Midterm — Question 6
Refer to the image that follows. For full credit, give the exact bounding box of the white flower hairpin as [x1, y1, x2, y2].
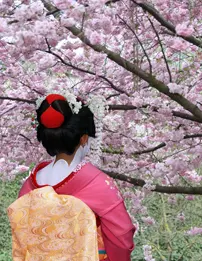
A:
[85, 94, 108, 164]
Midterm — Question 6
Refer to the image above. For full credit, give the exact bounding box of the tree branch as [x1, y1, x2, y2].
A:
[109, 104, 202, 123]
[39, 1, 202, 120]
[132, 1, 202, 48]
[106, 93, 120, 100]
[106, 0, 120, 5]
[43, 0, 60, 16]
[65, 25, 202, 121]
[104, 133, 202, 155]
[117, 15, 152, 74]
[134, 142, 166, 154]
[104, 170, 202, 195]
[171, 111, 201, 123]
[148, 16, 172, 82]
[184, 133, 202, 139]
[0, 97, 201, 123]
[0, 105, 17, 117]
[19, 134, 33, 144]
[0, 96, 36, 104]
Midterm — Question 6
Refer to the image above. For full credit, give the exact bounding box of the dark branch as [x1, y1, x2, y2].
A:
[109, 104, 202, 123]
[109, 104, 146, 110]
[43, 0, 60, 16]
[184, 133, 202, 139]
[0, 105, 17, 117]
[148, 16, 172, 82]
[171, 111, 201, 123]
[103, 143, 166, 155]
[39, 1, 202, 121]
[134, 142, 166, 154]
[104, 170, 202, 195]
[106, 0, 120, 5]
[104, 133, 202, 156]
[47, 9, 60, 16]
[0, 96, 36, 104]
[117, 15, 152, 74]
[132, 1, 202, 48]
[133, 133, 202, 154]
[45, 38, 51, 52]
[19, 134, 33, 144]
[106, 93, 121, 100]
[8, 0, 202, 50]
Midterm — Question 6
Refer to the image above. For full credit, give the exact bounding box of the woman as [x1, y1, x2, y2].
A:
[9, 93, 135, 261]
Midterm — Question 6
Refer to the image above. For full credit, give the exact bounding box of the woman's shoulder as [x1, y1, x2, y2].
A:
[80, 163, 123, 203]
[84, 163, 115, 182]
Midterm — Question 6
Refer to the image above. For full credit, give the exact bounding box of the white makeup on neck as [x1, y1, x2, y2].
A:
[76, 137, 93, 162]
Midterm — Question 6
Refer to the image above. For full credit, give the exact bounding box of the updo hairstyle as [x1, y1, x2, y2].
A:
[36, 95, 96, 156]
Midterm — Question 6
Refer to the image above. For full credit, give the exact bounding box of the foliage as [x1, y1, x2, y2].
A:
[129, 190, 202, 261]
[0, 173, 28, 261]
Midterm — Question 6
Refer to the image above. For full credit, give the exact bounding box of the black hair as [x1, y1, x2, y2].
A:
[36, 98, 96, 156]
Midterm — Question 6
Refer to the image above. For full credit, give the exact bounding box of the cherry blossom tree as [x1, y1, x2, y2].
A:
[1, 0, 202, 246]
[1, 0, 202, 258]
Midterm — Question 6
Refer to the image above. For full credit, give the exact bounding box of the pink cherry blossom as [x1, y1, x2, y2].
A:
[168, 83, 184, 95]
[53, 0, 72, 10]
[89, 32, 103, 45]
[176, 22, 194, 37]
[170, 38, 189, 51]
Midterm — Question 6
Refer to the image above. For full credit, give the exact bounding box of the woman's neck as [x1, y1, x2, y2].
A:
[54, 145, 80, 165]
[54, 153, 74, 165]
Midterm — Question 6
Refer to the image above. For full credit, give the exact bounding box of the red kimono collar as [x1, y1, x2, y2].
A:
[30, 160, 83, 190]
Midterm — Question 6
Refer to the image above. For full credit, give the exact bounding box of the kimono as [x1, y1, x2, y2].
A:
[16, 160, 135, 261]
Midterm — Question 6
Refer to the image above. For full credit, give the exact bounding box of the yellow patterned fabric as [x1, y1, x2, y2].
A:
[7, 186, 99, 261]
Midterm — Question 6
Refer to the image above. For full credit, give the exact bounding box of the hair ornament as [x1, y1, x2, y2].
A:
[85, 94, 108, 165]
[31, 114, 38, 130]
[64, 92, 82, 114]
[38, 94, 66, 128]
[36, 90, 108, 118]
[36, 90, 82, 114]
[41, 104, 65, 128]
[35, 90, 108, 165]
[86, 95, 108, 120]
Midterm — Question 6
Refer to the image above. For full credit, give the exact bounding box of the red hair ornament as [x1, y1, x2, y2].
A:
[40, 94, 66, 129]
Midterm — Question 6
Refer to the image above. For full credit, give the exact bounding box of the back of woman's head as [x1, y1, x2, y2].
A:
[36, 94, 96, 156]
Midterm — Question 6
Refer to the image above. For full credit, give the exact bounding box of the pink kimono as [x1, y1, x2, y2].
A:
[19, 161, 136, 261]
